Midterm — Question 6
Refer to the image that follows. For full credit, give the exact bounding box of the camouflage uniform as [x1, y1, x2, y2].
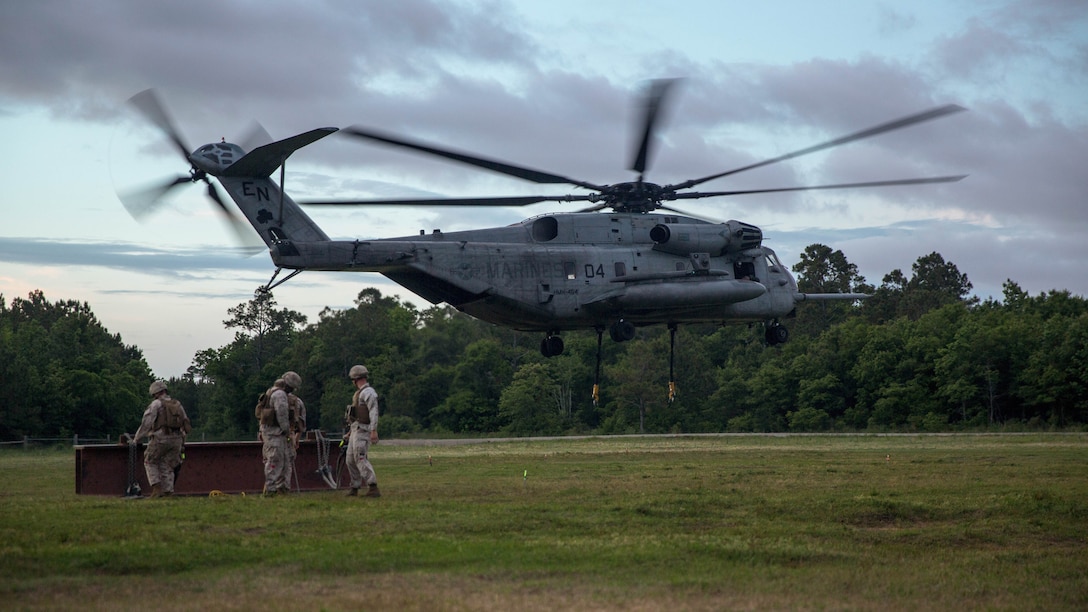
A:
[283, 393, 306, 491]
[260, 386, 291, 494]
[133, 389, 189, 496]
[346, 378, 380, 495]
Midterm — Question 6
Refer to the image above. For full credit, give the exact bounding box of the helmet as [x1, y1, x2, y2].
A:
[349, 365, 369, 380]
[149, 380, 167, 396]
[282, 371, 302, 389]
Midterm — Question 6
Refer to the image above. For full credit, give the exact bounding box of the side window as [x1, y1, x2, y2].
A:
[614, 262, 626, 277]
[564, 261, 576, 280]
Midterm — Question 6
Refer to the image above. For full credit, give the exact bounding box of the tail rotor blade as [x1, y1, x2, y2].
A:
[237, 120, 274, 153]
[205, 180, 264, 251]
[118, 175, 191, 220]
[128, 89, 192, 162]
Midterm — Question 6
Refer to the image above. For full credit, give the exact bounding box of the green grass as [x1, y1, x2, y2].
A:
[2, 435, 1087, 610]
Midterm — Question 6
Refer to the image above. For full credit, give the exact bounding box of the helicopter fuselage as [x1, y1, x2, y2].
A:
[263, 208, 797, 332]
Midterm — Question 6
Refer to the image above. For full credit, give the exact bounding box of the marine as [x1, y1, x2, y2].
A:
[131, 380, 191, 497]
[258, 371, 301, 495]
[344, 364, 381, 498]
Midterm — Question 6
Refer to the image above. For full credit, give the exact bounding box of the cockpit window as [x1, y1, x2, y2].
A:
[765, 251, 785, 274]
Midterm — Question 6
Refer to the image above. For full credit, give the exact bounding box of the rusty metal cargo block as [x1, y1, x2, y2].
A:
[75, 440, 347, 496]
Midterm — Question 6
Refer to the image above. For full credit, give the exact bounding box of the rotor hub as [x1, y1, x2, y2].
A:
[602, 181, 672, 214]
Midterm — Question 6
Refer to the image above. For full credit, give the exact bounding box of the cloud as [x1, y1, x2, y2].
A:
[0, 237, 267, 277]
[775, 218, 1088, 300]
[2, 0, 1087, 373]
[0, 0, 535, 124]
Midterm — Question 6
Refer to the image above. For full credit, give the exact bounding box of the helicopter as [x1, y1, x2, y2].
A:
[119, 82, 964, 402]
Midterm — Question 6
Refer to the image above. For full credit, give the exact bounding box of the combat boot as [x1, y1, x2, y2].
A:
[365, 483, 381, 498]
[149, 483, 163, 498]
[346, 487, 359, 497]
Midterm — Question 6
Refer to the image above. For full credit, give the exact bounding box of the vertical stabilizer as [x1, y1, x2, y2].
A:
[218, 176, 329, 245]
[214, 128, 337, 247]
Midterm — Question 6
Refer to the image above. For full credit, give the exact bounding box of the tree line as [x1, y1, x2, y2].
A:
[0, 290, 151, 440]
[2, 245, 1086, 441]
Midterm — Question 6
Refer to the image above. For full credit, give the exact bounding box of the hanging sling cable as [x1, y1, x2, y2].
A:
[315, 430, 338, 489]
[124, 433, 142, 498]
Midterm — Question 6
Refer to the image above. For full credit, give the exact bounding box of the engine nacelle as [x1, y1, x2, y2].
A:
[649, 221, 763, 256]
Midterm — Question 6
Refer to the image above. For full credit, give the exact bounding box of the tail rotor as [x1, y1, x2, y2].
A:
[117, 88, 262, 250]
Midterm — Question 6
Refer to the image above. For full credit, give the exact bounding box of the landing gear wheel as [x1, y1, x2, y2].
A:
[609, 320, 636, 342]
[765, 323, 789, 346]
[540, 335, 564, 357]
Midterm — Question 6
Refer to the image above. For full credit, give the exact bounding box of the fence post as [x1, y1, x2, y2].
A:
[23, 435, 29, 450]
[73, 434, 78, 446]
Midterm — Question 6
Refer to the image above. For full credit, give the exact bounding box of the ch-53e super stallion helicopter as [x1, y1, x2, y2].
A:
[120, 82, 964, 401]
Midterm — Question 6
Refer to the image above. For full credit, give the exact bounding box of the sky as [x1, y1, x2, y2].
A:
[1, 0, 1086, 378]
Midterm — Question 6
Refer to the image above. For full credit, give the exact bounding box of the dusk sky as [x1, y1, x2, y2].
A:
[1, 0, 1086, 377]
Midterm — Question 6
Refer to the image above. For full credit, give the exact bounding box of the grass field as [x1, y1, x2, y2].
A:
[1, 434, 1086, 610]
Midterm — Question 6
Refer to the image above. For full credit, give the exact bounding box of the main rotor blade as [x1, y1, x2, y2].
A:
[302, 194, 594, 207]
[657, 205, 726, 224]
[630, 78, 680, 177]
[118, 175, 191, 219]
[342, 126, 606, 191]
[573, 202, 611, 213]
[669, 104, 967, 191]
[128, 89, 193, 162]
[668, 175, 968, 200]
